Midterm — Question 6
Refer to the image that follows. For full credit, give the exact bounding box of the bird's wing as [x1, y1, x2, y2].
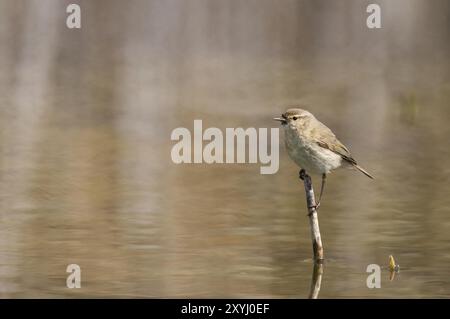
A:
[313, 122, 357, 165]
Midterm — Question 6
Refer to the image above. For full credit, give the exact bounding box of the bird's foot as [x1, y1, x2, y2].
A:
[315, 201, 321, 210]
[299, 169, 306, 180]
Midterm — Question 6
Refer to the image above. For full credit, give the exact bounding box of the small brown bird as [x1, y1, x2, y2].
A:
[274, 108, 373, 208]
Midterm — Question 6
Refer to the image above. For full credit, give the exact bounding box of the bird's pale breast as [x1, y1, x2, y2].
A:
[284, 127, 342, 174]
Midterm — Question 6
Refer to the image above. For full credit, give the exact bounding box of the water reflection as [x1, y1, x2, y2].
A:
[308, 262, 324, 299]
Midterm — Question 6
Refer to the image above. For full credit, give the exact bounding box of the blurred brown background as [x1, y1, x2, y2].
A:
[0, 0, 449, 297]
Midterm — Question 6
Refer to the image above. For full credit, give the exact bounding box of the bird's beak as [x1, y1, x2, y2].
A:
[273, 117, 287, 124]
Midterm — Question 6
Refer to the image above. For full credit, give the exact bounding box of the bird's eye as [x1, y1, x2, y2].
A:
[292, 116, 298, 121]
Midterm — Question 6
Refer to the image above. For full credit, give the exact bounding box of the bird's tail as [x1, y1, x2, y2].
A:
[353, 164, 374, 179]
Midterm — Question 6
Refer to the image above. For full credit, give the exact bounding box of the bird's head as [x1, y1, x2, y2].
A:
[273, 108, 314, 129]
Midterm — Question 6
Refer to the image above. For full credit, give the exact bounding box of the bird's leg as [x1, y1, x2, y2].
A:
[315, 173, 327, 210]
[299, 169, 306, 180]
